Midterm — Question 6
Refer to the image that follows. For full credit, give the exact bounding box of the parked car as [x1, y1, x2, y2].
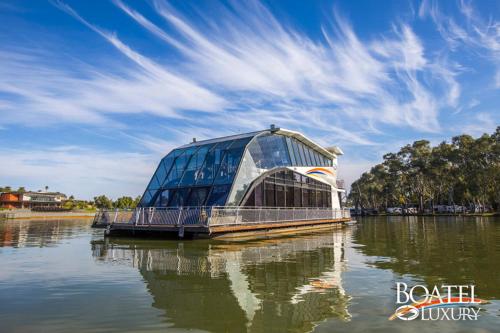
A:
[434, 205, 448, 213]
[446, 205, 466, 213]
[386, 207, 402, 214]
[468, 205, 489, 213]
[403, 207, 418, 214]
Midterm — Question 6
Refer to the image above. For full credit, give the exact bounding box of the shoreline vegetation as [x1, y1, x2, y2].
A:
[348, 127, 500, 215]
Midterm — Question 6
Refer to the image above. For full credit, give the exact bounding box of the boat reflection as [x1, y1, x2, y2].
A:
[91, 229, 353, 333]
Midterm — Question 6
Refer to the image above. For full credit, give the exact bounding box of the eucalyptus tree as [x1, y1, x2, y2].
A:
[348, 127, 500, 213]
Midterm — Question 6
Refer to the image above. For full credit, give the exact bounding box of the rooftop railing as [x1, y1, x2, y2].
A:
[93, 206, 351, 228]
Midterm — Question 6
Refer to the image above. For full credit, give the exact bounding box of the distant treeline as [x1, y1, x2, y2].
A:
[348, 127, 500, 212]
[63, 195, 142, 210]
[92, 195, 142, 209]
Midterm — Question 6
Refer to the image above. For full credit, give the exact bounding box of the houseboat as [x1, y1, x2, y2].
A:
[93, 125, 352, 237]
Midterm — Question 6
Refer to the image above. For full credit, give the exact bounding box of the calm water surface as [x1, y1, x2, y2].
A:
[0, 216, 498, 333]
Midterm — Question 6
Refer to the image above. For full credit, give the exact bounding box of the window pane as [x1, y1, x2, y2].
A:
[164, 148, 196, 187]
[294, 187, 302, 207]
[275, 170, 285, 181]
[303, 189, 310, 207]
[309, 150, 316, 166]
[146, 174, 161, 190]
[153, 165, 166, 188]
[196, 142, 229, 185]
[255, 183, 263, 206]
[298, 142, 307, 166]
[308, 151, 315, 166]
[286, 186, 294, 207]
[168, 188, 190, 207]
[206, 185, 231, 206]
[309, 189, 315, 207]
[264, 181, 275, 206]
[304, 145, 312, 165]
[292, 139, 303, 165]
[244, 189, 255, 207]
[186, 187, 209, 206]
[156, 154, 176, 187]
[153, 189, 172, 207]
[248, 134, 291, 169]
[276, 185, 285, 207]
[313, 151, 320, 166]
[139, 190, 154, 206]
[285, 137, 296, 165]
[214, 138, 249, 185]
[179, 144, 212, 186]
[306, 147, 315, 166]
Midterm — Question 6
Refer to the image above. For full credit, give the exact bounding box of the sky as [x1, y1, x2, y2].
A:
[0, 0, 499, 200]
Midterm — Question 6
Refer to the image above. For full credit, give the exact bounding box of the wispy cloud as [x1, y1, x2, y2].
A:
[1, 0, 498, 196]
[0, 146, 156, 199]
[460, 112, 498, 137]
[420, 0, 500, 88]
[2, 0, 461, 137]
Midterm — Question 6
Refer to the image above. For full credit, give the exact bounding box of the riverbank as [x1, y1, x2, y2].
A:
[353, 212, 499, 217]
[0, 210, 95, 220]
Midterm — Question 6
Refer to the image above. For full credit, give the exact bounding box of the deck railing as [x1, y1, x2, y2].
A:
[92, 207, 351, 228]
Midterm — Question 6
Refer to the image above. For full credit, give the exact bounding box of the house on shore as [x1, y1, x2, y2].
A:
[0, 191, 67, 210]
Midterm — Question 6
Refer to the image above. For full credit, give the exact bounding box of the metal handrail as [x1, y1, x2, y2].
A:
[92, 206, 351, 228]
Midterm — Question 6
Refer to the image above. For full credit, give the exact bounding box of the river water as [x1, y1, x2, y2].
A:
[0, 216, 498, 333]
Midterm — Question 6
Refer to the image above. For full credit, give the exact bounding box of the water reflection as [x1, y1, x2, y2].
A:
[0, 219, 92, 248]
[1, 217, 498, 333]
[91, 229, 353, 333]
[352, 216, 500, 300]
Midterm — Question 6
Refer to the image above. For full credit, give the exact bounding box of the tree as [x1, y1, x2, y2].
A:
[114, 196, 134, 209]
[1, 186, 12, 193]
[94, 195, 113, 209]
[348, 128, 500, 213]
[132, 196, 142, 208]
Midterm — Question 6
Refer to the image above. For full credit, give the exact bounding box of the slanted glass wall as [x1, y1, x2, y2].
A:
[140, 131, 335, 207]
[139, 137, 251, 207]
[242, 169, 332, 208]
[226, 133, 333, 205]
[285, 136, 332, 167]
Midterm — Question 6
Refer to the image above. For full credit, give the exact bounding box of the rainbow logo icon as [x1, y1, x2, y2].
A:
[306, 167, 335, 177]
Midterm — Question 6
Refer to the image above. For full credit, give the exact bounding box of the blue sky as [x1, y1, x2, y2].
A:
[0, 0, 499, 199]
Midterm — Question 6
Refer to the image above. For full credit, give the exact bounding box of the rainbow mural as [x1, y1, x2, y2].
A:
[305, 167, 335, 177]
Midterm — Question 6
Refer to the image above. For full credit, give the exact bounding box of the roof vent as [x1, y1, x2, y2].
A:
[270, 124, 279, 132]
[192, 137, 197, 143]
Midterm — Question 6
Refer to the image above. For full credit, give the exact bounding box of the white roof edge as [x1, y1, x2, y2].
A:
[325, 146, 344, 156]
[276, 129, 339, 159]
